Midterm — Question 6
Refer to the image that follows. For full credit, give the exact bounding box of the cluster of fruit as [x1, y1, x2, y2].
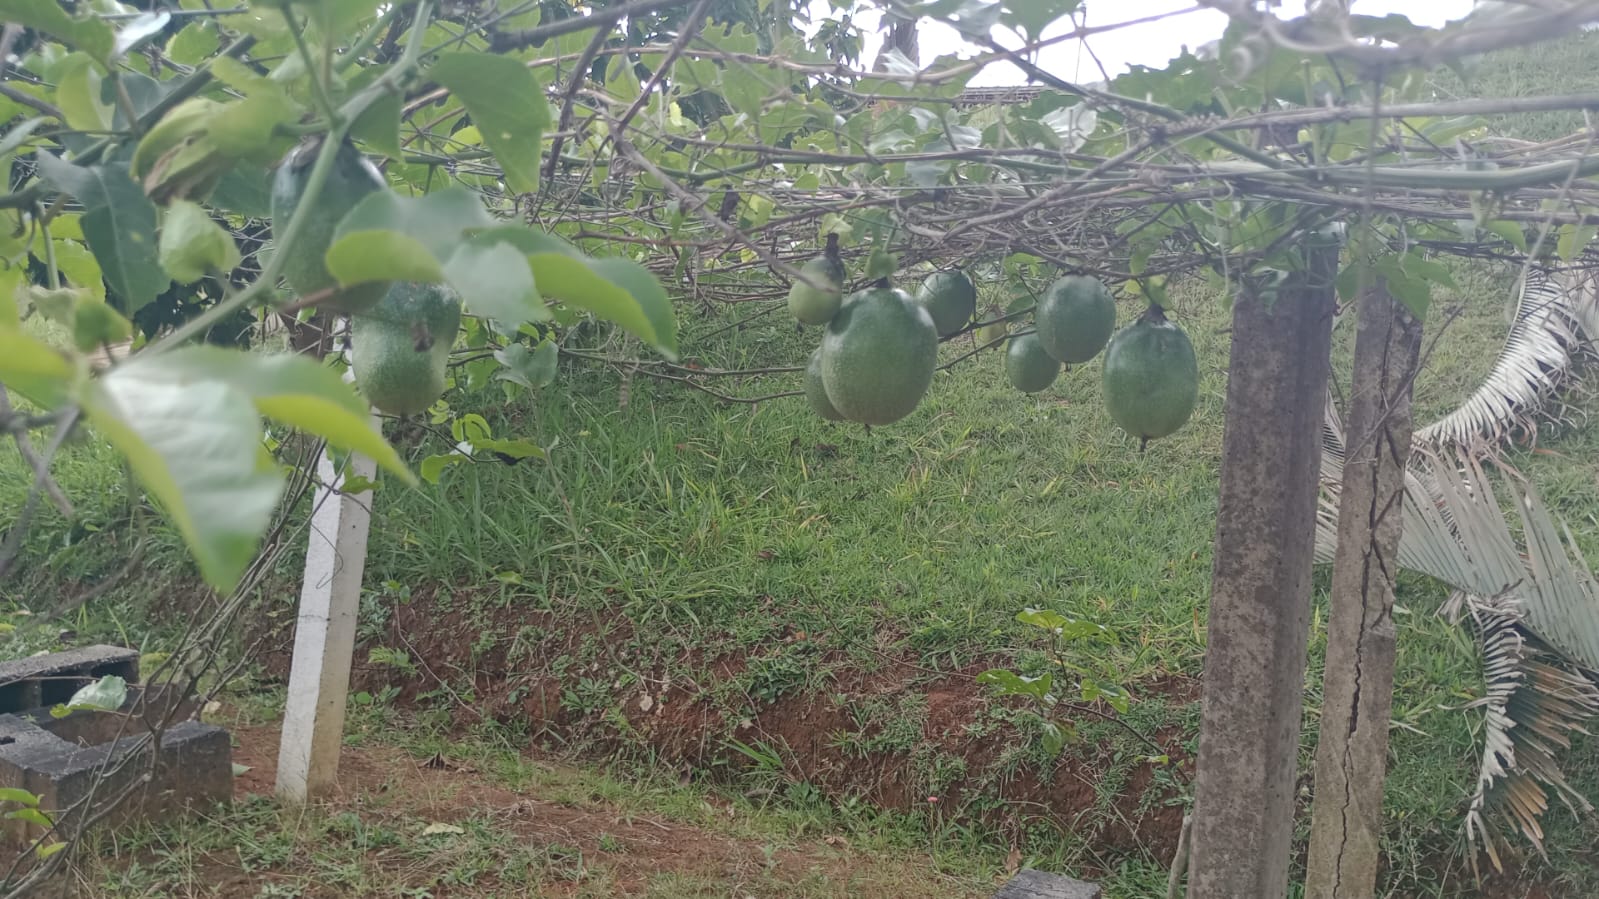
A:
[786, 244, 1200, 449]
[271, 138, 460, 417]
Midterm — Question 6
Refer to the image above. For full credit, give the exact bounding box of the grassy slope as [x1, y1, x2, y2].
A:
[7, 29, 1599, 899]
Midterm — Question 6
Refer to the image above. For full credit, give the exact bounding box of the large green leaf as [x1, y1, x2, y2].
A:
[0, 0, 115, 63]
[325, 232, 445, 285]
[330, 186, 496, 260]
[49, 239, 105, 300]
[126, 347, 413, 484]
[0, 329, 76, 409]
[426, 52, 549, 195]
[478, 226, 676, 357]
[34, 156, 170, 312]
[586, 258, 678, 358]
[346, 66, 404, 160]
[84, 365, 283, 593]
[207, 58, 300, 163]
[494, 341, 557, 390]
[441, 235, 545, 327]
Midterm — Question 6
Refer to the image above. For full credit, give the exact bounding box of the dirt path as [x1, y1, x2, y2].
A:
[72, 723, 997, 898]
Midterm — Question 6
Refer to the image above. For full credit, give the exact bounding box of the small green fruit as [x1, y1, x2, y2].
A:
[915, 270, 978, 337]
[1036, 274, 1117, 364]
[1101, 305, 1199, 451]
[1005, 332, 1061, 393]
[787, 254, 846, 326]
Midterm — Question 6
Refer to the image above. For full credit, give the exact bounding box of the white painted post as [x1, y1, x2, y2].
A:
[276, 362, 379, 803]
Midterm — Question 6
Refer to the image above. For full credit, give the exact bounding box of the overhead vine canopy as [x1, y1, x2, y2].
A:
[457, 0, 1599, 318]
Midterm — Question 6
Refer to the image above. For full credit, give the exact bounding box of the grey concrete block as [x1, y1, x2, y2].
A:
[993, 869, 1102, 899]
[0, 648, 229, 846]
[0, 720, 232, 845]
[0, 645, 139, 714]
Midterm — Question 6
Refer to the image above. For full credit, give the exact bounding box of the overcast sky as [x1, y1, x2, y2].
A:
[808, 1, 1479, 86]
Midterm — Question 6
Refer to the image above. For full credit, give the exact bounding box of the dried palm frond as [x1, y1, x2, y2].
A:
[1413, 266, 1599, 452]
[1452, 590, 1599, 877]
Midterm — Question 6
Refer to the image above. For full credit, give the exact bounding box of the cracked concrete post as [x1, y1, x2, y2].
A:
[1305, 280, 1423, 898]
[1186, 244, 1337, 899]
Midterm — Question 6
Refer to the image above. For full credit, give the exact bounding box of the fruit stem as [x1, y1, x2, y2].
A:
[1139, 436, 1149, 453]
[874, 277, 890, 289]
[824, 232, 840, 259]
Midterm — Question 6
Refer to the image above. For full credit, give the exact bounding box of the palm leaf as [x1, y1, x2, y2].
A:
[1453, 590, 1598, 877]
[1413, 266, 1598, 451]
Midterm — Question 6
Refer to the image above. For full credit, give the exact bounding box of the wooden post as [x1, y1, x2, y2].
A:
[1186, 245, 1338, 898]
[276, 363, 378, 803]
[1305, 281, 1423, 897]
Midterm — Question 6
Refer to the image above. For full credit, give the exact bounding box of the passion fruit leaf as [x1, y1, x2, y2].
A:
[166, 21, 219, 67]
[427, 52, 550, 195]
[526, 253, 678, 360]
[159, 200, 241, 284]
[419, 452, 465, 484]
[132, 347, 413, 485]
[55, 53, 113, 132]
[347, 69, 403, 159]
[442, 235, 545, 326]
[0, 329, 75, 409]
[0, 788, 40, 807]
[83, 364, 283, 593]
[70, 296, 133, 352]
[327, 231, 446, 285]
[5, 808, 52, 828]
[1484, 220, 1529, 254]
[494, 341, 557, 391]
[50, 239, 105, 300]
[296, 0, 384, 36]
[329, 186, 496, 264]
[0, 117, 47, 158]
[0, 0, 115, 64]
[1557, 223, 1596, 263]
[34, 155, 169, 312]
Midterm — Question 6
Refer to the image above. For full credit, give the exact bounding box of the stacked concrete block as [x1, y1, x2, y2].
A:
[0, 646, 232, 845]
